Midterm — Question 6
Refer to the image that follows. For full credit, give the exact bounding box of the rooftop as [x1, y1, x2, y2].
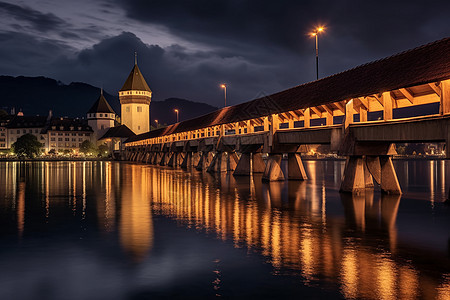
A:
[87, 93, 116, 114]
[127, 37, 450, 143]
[119, 64, 152, 92]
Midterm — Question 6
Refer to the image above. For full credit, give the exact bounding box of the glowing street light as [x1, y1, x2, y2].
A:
[174, 109, 179, 123]
[155, 119, 159, 128]
[220, 83, 227, 107]
[311, 26, 325, 80]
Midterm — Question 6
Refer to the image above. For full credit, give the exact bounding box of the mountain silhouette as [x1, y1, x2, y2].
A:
[0, 75, 218, 125]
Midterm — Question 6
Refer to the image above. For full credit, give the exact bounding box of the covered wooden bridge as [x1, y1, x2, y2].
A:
[124, 37, 450, 194]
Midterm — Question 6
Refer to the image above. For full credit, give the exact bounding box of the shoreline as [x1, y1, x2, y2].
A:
[0, 157, 113, 162]
[0, 156, 447, 162]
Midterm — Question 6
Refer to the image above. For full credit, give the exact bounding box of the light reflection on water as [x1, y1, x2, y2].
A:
[0, 160, 449, 299]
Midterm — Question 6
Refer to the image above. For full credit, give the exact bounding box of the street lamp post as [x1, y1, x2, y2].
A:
[155, 119, 158, 128]
[174, 109, 179, 123]
[311, 27, 324, 80]
[220, 84, 227, 107]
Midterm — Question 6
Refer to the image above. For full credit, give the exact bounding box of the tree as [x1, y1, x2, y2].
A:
[98, 144, 109, 157]
[79, 140, 96, 155]
[12, 134, 43, 158]
[0, 109, 7, 117]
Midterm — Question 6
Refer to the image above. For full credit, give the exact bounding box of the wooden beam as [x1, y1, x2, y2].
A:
[368, 94, 384, 106]
[311, 106, 323, 118]
[429, 82, 441, 97]
[321, 104, 333, 115]
[398, 88, 414, 104]
[285, 110, 298, 120]
[357, 97, 369, 110]
[334, 101, 345, 114]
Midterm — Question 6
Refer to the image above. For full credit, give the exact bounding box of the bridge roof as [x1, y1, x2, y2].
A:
[127, 37, 450, 143]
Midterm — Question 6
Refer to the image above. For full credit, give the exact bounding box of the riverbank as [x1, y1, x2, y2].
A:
[0, 157, 113, 162]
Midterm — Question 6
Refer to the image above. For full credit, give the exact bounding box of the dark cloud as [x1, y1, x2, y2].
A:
[119, 0, 449, 55]
[0, 1, 67, 32]
[0, 1, 449, 113]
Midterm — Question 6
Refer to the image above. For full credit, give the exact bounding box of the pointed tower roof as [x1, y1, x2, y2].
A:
[120, 64, 152, 92]
[88, 93, 116, 114]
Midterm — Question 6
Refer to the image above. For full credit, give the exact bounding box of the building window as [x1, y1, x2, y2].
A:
[100, 114, 103, 117]
[17, 130, 20, 134]
[72, 138, 76, 142]
[58, 138, 62, 141]
[65, 138, 69, 141]
[137, 106, 142, 112]
[101, 125, 104, 130]
[138, 126, 141, 130]
[126, 107, 130, 113]
[51, 138, 55, 141]
[85, 133, 90, 136]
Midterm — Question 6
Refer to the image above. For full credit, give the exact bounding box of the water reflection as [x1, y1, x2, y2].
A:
[0, 161, 449, 299]
[149, 165, 449, 299]
[120, 164, 153, 262]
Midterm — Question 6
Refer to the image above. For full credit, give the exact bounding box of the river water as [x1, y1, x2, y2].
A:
[0, 160, 449, 299]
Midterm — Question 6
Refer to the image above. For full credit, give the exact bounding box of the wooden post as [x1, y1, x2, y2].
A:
[360, 107, 368, 122]
[441, 80, 450, 115]
[383, 92, 393, 121]
[234, 122, 239, 135]
[288, 118, 294, 128]
[263, 116, 269, 131]
[304, 108, 310, 128]
[344, 99, 354, 129]
[325, 111, 333, 126]
[247, 120, 254, 133]
[269, 114, 279, 148]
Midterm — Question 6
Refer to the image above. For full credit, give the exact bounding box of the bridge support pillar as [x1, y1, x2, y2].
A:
[152, 153, 159, 165]
[287, 153, 308, 180]
[207, 152, 227, 173]
[233, 153, 251, 175]
[192, 152, 201, 168]
[168, 152, 177, 167]
[341, 155, 401, 194]
[340, 156, 366, 194]
[159, 152, 169, 166]
[380, 156, 401, 194]
[252, 153, 266, 173]
[233, 152, 266, 176]
[181, 152, 191, 169]
[196, 152, 214, 171]
[228, 152, 239, 172]
[262, 154, 285, 181]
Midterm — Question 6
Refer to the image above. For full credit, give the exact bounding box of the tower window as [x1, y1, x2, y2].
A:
[137, 106, 142, 112]
[138, 126, 141, 130]
[100, 113, 103, 117]
[126, 107, 130, 112]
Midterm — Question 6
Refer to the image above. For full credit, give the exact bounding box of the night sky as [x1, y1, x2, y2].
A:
[0, 0, 449, 107]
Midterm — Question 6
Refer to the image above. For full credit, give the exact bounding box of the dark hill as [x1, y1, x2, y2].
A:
[0, 76, 218, 124]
